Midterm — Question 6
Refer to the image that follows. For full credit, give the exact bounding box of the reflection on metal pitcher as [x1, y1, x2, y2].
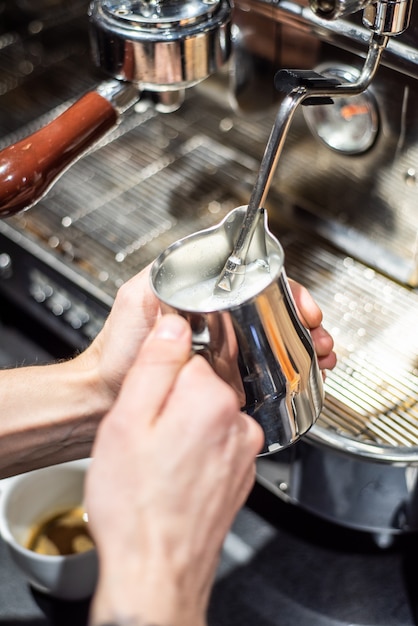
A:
[151, 206, 324, 455]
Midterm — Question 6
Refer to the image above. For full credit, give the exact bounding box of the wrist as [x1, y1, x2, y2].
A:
[73, 347, 116, 419]
[90, 620, 180, 626]
[90, 559, 207, 626]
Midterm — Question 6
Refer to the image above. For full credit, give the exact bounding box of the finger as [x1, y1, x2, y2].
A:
[318, 351, 337, 372]
[160, 354, 240, 432]
[310, 324, 337, 373]
[235, 412, 265, 461]
[112, 264, 160, 329]
[288, 279, 323, 329]
[158, 354, 264, 456]
[222, 414, 264, 513]
[113, 314, 192, 425]
[310, 325, 335, 357]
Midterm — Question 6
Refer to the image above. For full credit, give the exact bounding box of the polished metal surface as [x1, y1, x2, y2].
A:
[217, 30, 387, 292]
[1, 0, 418, 535]
[302, 63, 380, 154]
[0, 46, 417, 456]
[89, 0, 232, 90]
[309, 0, 370, 21]
[151, 206, 324, 454]
[232, 0, 418, 287]
[363, 0, 413, 36]
[232, 0, 418, 94]
[257, 235, 418, 534]
[281, 237, 418, 454]
[309, 0, 413, 35]
[0, 0, 234, 218]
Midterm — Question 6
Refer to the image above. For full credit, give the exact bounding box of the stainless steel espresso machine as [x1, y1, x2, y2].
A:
[0, 0, 418, 548]
[229, 0, 418, 547]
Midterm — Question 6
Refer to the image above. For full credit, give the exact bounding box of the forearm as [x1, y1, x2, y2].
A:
[0, 355, 111, 477]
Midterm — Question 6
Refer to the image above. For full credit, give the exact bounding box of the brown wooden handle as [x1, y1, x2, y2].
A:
[0, 92, 118, 217]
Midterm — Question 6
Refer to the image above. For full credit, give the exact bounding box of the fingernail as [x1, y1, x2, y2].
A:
[153, 315, 187, 340]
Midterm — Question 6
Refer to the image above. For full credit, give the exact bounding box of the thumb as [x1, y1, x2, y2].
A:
[113, 314, 192, 426]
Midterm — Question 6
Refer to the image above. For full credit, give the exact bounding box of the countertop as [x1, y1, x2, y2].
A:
[0, 484, 418, 626]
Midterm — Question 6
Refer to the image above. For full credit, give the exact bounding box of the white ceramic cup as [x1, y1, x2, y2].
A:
[0, 458, 98, 601]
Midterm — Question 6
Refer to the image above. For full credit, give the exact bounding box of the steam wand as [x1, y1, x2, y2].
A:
[215, 32, 388, 293]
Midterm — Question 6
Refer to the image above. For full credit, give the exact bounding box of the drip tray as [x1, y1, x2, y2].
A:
[282, 236, 418, 459]
[256, 236, 418, 535]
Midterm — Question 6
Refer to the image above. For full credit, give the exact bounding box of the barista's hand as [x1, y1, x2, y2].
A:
[77, 265, 334, 428]
[0, 265, 160, 477]
[79, 268, 334, 415]
[78, 265, 160, 411]
[86, 314, 264, 626]
[289, 278, 337, 373]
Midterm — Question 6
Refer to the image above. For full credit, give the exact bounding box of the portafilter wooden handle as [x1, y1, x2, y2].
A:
[0, 91, 119, 217]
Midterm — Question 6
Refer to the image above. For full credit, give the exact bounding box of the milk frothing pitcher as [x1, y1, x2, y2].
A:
[151, 206, 324, 455]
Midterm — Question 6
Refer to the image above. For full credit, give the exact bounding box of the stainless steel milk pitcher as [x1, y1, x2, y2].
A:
[151, 206, 324, 454]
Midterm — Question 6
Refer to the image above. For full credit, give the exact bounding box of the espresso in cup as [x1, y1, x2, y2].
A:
[0, 459, 98, 600]
[25, 505, 94, 556]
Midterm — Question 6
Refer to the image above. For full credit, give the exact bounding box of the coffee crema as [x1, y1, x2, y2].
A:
[25, 505, 94, 556]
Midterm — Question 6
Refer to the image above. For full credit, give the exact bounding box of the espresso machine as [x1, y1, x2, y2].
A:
[1, 1, 418, 623]
[0, 0, 418, 580]
[228, 0, 418, 548]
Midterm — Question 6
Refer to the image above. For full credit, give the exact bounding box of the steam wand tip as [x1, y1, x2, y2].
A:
[214, 255, 245, 293]
[214, 207, 265, 294]
[215, 275, 232, 292]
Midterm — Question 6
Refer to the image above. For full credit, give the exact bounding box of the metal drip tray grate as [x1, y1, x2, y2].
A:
[3, 91, 268, 296]
[283, 236, 418, 456]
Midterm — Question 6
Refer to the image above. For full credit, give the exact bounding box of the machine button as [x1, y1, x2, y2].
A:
[0, 253, 12, 279]
[46, 292, 72, 316]
[29, 282, 54, 303]
[64, 306, 90, 330]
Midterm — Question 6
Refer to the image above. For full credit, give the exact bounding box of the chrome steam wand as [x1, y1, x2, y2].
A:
[215, 0, 413, 293]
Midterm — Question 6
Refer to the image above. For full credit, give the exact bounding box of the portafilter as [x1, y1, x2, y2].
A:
[0, 0, 232, 217]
